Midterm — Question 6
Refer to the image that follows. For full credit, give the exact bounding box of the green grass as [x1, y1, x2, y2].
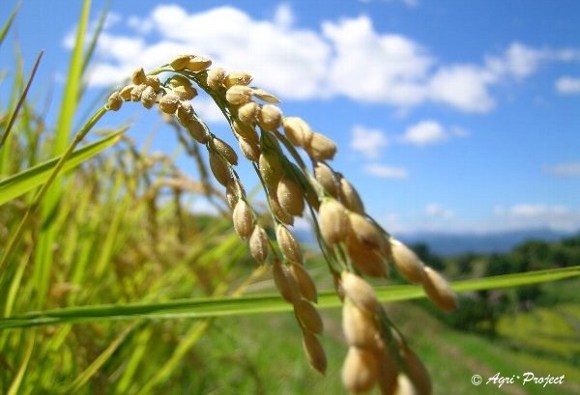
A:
[497, 304, 580, 360]
[392, 302, 580, 395]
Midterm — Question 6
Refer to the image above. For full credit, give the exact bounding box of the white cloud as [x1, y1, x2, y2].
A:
[350, 125, 389, 158]
[86, 5, 331, 99]
[192, 98, 228, 124]
[381, 203, 580, 235]
[322, 16, 431, 106]
[273, 3, 294, 28]
[363, 164, 408, 179]
[400, 120, 448, 145]
[485, 42, 546, 79]
[493, 204, 580, 232]
[555, 76, 580, 94]
[79, 6, 580, 114]
[424, 203, 454, 218]
[428, 65, 496, 113]
[544, 162, 580, 176]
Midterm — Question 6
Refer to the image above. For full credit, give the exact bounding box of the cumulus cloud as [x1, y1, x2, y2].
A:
[398, 121, 468, 146]
[350, 125, 389, 158]
[363, 164, 408, 179]
[424, 203, 454, 218]
[555, 76, 580, 94]
[493, 204, 580, 232]
[428, 65, 496, 112]
[322, 16, 431, 106]
[400, 120, 447, 145]
[544, 162, 580, 176]
[78, 5, 580, 113]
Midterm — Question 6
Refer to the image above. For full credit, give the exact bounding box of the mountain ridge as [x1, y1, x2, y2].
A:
[397, 228, 576, 256]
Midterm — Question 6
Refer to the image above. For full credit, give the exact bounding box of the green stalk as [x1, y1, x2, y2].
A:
[33, 0, 92, 307]
[0, 106, 108, 280]
[0, 266, 577, 330]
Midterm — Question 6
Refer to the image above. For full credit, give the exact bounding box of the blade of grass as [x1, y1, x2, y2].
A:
[137, 321, 210, 395]
[0, 52, 43, 150]
[0, 2, 19, 48]
[60, 322, 139, 394]
[114, 328, 153, 395]
[0, 129, 124, 206]
[0, 106, 109, 281]
[33, 0, 92, 308]
[54, 0, 91, 153]
[0, 266, 577, 330]
[0, 45, 24, 177]
[7, 331, 35, 395]
[81, 2, 109, 77]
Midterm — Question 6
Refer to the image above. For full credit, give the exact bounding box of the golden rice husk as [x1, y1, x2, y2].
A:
[389, 239, 425, 284]
[239, 138, 261, 162]
[341, 346, 379, 393]
[318, 199, 350, 245]
[106, 92, 122, 111]
[237, 102, 259, 124]
[159, 93, 180, 114]
[269, 195, 294, 225]
[206, 67, 226, 90]
[223, 71, 253, 88]
[394, 374, 418, 395]
[131, 67, 146, 85]
[257, 104, 283, 131]
[185, 118, 209, 144]
[272, 260, 299, 303]
[340, 272, 379, 314]
[305, 132, 337, 161]
[302, 330, 327, 375]
[140, 86, 156, 109]
[233, 200, 253, 240]
[348, 212, 386, 251]
[314, 161, 339, 197]
[225, 179, 242, 210]
[342, 300, 378, 348]
[339, 178, 365, 214]
[277, 176, 305, 217]
[249, 225, 269, 263]
[422, 266, 458, 312]
[169, 54, 191, 71]
[130, 84, 146, 102]
[209, 151, 231, 186]
[186, 55, 212, 72]
[172, 84, 197, 100]
[259, 151, 284, 189]
[225, 85, 253, 105]
[294, 299, 323, 335]
[282, 116, 312, 147]
[212, 136, 238, 165]
[376, 346, 400, 395]
[346, 233, 388, 278]
[276, 224, 303, 263]
[402, 346, 432, 395]
[289, 263, 318, 302]
[252, 88, 280, 104]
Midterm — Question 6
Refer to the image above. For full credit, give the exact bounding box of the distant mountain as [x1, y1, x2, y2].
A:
[398, 228, 575, 256]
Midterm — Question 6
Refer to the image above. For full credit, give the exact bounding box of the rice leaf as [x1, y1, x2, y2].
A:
[0, 266, 577, 330]
[0, 130, 124, 206]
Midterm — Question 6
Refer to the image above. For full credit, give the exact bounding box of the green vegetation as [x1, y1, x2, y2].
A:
[1, 2, 579, 394]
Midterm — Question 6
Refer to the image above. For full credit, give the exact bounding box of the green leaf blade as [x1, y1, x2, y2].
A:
[0, 131, 124, 206]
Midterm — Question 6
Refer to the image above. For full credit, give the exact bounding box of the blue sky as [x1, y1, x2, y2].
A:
[2, 0, 580, 235]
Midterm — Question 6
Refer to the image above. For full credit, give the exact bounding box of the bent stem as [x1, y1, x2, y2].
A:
[0, 106, 109, 278]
